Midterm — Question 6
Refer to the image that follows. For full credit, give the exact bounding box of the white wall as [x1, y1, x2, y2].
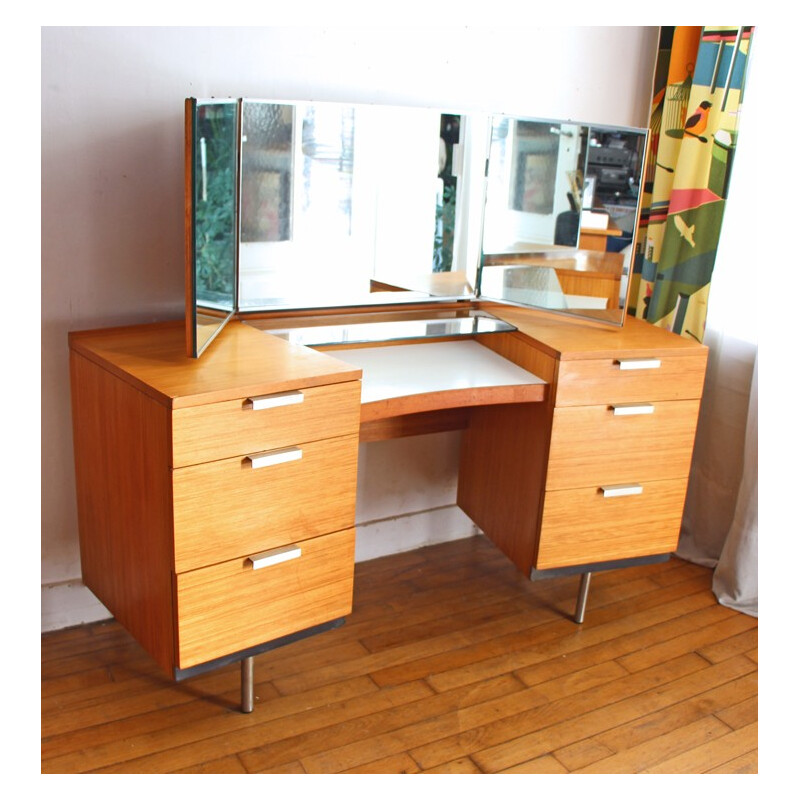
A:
[41, 26, 659, 631]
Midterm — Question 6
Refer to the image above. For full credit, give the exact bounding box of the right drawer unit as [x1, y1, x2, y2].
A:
[535, 352, 708, 570]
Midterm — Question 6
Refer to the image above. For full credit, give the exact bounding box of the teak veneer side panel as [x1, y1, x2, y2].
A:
[474, 330, 558, 385]
[69, 321, 362, 409]
[458, 401, 551, 574]
[69, 352, 176, 674]
[458, 334, 558, 575]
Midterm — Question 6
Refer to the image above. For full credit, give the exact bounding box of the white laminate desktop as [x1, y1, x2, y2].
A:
[330, 340, 546, 406]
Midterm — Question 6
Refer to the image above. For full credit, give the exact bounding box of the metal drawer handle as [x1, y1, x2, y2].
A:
[601, 484, 644, 498]
[248, 390, 304, 410]
[611, 403, 654, 416]
[246, 447, 302, 469]
[616, 358, 661, 371]
[248, 544, 302, 570]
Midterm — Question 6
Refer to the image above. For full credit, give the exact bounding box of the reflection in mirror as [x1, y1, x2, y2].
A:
[238, 101, 365, 309]
[249, 309, 515, 347]
[237, 102, 481, 311]
[188, 98, 238, 356]
[186, 99, 648, 355]
[483, 118, 584, 251]
[478, 115, 647, 326]
[240, 102, 296, 242]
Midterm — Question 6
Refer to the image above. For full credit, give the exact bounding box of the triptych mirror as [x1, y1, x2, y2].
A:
[185, 98, 648, 356]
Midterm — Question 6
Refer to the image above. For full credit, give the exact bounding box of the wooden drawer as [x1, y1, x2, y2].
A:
[173, 434, 358, 572]
[555, 353, 707, 407]
[546, 399, 701, 490]
[171, 381, 361, 467]
[535, 478, 689, 569]
[175, 527, 355, 669]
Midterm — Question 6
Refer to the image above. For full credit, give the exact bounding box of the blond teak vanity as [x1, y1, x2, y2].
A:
[68, 98, 707, 711]
[69, 303, 706, 710]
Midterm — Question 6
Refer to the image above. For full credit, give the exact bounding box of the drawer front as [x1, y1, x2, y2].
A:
[555, 353, 707, 407]
[173, 434, 358, 572]
[535, 478, 689, 570]
[546, 399, 701, 490]
[171, 381, 361, 467]
[176, 527, 355, 669]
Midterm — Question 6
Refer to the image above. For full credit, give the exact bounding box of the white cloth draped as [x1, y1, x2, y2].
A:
[673, 41, 759, 617]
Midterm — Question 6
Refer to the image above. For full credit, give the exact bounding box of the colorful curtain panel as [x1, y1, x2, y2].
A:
[630, 26, 754, 341]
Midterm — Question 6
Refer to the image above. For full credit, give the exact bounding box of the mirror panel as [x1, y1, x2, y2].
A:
[186, 100, 649, 356]
[237, 101, 481, 312]
[478, 115, 647, 326]
[187, 98, 238, 356]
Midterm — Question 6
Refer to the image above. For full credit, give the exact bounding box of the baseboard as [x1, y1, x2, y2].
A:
[41, 581, 112, 633]
[354, 504, 478, 562]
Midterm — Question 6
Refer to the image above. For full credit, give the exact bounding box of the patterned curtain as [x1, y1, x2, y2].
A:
[629, 26, 754, 341]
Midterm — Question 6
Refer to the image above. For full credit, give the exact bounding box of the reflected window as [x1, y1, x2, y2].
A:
[484, 117, 582, 251]
[240, 102, 293, 242]
[298, 105, 355, 239]
[512, 121, 559, 214]
[240, 102, 356, 245]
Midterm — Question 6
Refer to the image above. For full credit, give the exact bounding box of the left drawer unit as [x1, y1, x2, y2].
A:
[68, 321, 363, 679]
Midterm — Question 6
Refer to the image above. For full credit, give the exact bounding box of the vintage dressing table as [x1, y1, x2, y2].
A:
[69, 100, 707, 712]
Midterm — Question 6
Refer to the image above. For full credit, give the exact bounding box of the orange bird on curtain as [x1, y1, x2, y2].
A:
[684, 101, 712, 141]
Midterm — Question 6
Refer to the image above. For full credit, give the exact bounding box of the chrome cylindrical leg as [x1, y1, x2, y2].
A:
[574, 572, 592, 624]
[241, 656, 255, 713]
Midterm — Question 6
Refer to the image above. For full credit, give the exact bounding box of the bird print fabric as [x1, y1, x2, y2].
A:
[630, 26, 753, 341]
[684, 101, 712, 141]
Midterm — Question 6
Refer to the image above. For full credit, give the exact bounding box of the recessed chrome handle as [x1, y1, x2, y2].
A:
[616, 358, 661, 371]
[248, 544, 302, 570]
[248, 390, 304, 410]
[611, 403, 654, 416]
[601, 484, 643, 498]
[246, 446, 302, 469]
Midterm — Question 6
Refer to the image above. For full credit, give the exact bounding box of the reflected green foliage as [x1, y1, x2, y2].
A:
[194, 102, 237, 306]
[433, 114, 460, 273]
[433, 182, 456, 273]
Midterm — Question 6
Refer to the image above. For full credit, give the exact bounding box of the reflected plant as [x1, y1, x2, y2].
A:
[433, 182, 456, 273]
[194, 104, 237, 304]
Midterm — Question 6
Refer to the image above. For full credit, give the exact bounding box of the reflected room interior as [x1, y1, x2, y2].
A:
[186, 99, 648, 355]
[479, 116, 647, 325]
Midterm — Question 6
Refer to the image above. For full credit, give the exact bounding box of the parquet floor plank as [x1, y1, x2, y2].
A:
[41, 537, 757, 774]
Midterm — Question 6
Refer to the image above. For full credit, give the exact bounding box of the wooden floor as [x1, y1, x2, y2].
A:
[41, 535, 758, 774]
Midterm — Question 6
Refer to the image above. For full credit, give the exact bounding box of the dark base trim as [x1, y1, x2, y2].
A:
[529, 553, 671, 582]
[173, 617, 346, 682]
